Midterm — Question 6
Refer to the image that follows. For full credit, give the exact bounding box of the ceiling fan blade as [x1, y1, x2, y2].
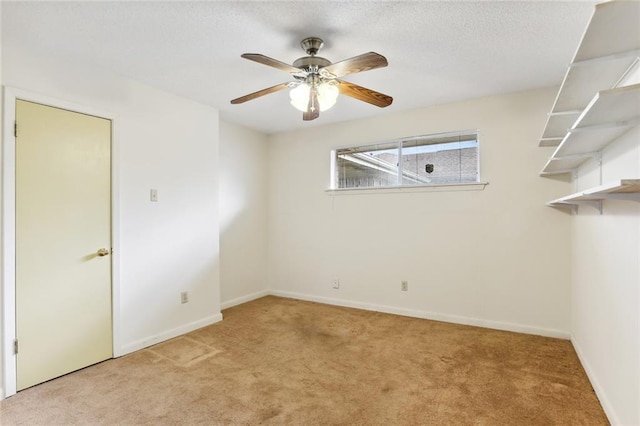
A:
[303, 89, 320, 121]
[338, 80, 393, 108]
[241, 53, 302, 74]
[322, 52, 388, 78]
[230, 82, 291, 104]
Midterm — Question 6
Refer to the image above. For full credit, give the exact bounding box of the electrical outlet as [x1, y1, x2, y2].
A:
[332, 278, 340, 289]
[401, 281, 408, 291]
[180, 291, 189, 304]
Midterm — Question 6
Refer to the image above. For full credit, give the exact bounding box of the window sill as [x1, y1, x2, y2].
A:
[325, 182, 489, 195]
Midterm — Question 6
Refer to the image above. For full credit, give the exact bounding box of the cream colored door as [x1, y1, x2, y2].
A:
[15, 100, 112, 391]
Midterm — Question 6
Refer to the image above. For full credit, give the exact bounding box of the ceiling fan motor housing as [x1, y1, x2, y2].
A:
[295, 37, 332, 74]
[292, 56, 331, 72]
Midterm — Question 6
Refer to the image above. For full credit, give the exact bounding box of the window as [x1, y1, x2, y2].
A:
[332, 130, 479, 189]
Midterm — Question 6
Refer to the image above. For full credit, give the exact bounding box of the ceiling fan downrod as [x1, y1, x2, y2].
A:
[300, 37, 324, 56]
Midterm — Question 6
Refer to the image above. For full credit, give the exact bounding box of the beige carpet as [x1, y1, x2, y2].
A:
[0, 296, 608, 425]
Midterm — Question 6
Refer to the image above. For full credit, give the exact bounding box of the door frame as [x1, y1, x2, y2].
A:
[1, 87, 121, 398]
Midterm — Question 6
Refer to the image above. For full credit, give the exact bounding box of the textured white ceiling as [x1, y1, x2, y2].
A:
[1, 1, 597, 134]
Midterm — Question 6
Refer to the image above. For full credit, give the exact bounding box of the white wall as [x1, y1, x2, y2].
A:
[571, 124, 639, 425]
[219, 120, 269, 308]
[1, 42, 221, 394]
[268, 88, 573, 337]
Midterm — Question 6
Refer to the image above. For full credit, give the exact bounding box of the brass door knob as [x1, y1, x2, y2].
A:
[97, 248, 110, 257]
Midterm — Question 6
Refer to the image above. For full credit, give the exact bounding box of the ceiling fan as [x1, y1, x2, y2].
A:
[230, 37, 393, 121]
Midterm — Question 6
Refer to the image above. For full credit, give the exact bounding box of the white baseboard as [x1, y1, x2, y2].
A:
[571, 336, 617, 425]
[221, 289, 270, 310]
[117, 313, 223, 356]
[270, 290, 571, 339]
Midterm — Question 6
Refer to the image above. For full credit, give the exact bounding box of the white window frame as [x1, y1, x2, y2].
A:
[329, 129, 487, 192]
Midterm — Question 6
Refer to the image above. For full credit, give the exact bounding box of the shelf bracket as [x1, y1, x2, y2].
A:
[548, 200, 601, 214]
[568, 203, 579, 215]
[570, 200, 603, 214]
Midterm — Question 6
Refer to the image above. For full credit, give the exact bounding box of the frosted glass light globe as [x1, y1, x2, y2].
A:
[317, 82, 339, 111]
[290, 84, 310, 112]
[290, 81, 339, 112]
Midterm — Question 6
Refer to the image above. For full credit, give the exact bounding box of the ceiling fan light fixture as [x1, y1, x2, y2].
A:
[289, 82, 339, 113]
[231, 37, 392, 120]
[290, 83, 310, 112]
[317, 82, 339, 111]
